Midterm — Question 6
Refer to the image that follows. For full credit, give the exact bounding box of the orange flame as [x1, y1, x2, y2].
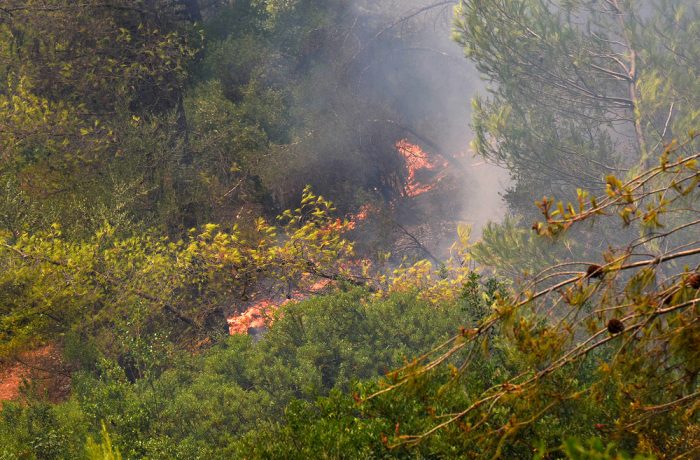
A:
[227, 277, 334, 335]
[227, 300, 276, 335]
[395, 139, 447, 197]
[346, 203, 376, 230]
[229, 140, 452, 337]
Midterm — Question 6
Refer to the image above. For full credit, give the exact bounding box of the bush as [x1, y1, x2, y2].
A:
[0, 285, 475, 458]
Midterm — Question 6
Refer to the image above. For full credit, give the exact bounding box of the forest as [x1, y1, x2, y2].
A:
[0, 1, 698, 458]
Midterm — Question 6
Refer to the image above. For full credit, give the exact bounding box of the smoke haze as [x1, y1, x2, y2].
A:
[347, 0, 509, 240]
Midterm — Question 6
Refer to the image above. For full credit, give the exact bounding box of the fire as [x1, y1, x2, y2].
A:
[229, 141, 450, 337]
[227, 276, 333, 335]
[320, 218, 346, 234]
[346, 203, 375, 230]
[308, 278, 332, 292]
[318, 203, 377, 234]
[227, 300, 275, 335]
[353, 203, 372, 222]
[395, 139, 447, 197]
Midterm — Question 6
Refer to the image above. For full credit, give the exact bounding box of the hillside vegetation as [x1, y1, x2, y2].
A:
[1, 1, 698, 458]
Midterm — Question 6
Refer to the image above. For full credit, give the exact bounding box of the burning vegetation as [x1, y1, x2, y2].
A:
[395, 139, 449, 198]
[4, 0, 699, 458]
[227, 278, 333, 335]
[227, 139, 454, 336]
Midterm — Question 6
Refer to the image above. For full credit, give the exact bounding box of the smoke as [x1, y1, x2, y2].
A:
[216, 0, 511, 255]
[346, 0, 509, 241]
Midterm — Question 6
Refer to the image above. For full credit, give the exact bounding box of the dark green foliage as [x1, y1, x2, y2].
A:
[456, 0, 700, 216]
[0, 280, 642, 458]
[1, 1, 698, 458]
[0, 287, 468, 458]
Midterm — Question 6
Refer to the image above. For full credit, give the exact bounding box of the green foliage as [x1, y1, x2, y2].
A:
[0, 0, 459, 236]
[0, 0, 199, 161]
[0, 186, 356, 359]
[0, 286, 473, 458]
[1, 1, 698, 458]
[85, 423, 122, 460]
[559, 437, 654, 460]
[455, 0, 700, 216]
[363, 134, 700, 458]
[470, 217, 565, 280]
[0, 400, 88, 460]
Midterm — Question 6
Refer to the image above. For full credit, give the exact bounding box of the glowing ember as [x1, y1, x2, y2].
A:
[307, 278, 332, 292]
[228, 300, 276, 335]
[395, 139, 447, 197]
[346, 203, 376, 230]
[0, 344, 70, 404]
[229, 141, 450, 337]
[227, 277, 334, 335]
[321, 218, 346, 234]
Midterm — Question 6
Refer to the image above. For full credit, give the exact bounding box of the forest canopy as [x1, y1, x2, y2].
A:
[0, 1, 698, 459]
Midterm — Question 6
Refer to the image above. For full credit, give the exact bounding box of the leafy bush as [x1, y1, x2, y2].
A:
[0, 285, 478, 458]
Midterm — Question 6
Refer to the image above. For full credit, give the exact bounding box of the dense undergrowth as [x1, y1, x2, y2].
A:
[0, 287, 467, 458]
[1, 1, 699, 459]
[1, 284, 651, 459]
